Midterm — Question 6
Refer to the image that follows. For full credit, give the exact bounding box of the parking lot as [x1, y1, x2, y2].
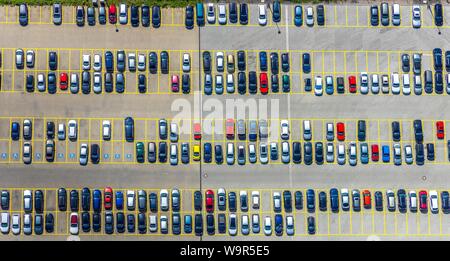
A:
[1, 2, 450, 241]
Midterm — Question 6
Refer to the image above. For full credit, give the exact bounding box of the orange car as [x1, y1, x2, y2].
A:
[363, 190, 371, 209]
[436, 121, 445, 139]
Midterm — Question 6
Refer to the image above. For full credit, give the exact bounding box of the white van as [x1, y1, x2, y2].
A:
[102, 120, 111, 140]
[402, 74, 410, 95]
[227, 143, 234, 165]
[391, 72, 400, 94]
[303, 120, 312, 141]
[170, 123, 178, 142]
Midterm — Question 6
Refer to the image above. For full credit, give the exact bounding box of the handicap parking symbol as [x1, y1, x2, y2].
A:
[35, 153, 41, 160]
[1, 153, 7, 159]
[126, 154, 132, 159]
[58, 153, 64, 159]
[114, 154, 120, 159]
[69, 153, 76, 159]
[12, 153, 18, 160]
[104, 154, 109, 159]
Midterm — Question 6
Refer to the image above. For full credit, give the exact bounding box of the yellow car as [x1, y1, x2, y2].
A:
[193, 145, 201, 161]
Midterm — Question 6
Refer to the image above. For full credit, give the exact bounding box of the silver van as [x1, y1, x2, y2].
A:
[227, 143, 234, 165]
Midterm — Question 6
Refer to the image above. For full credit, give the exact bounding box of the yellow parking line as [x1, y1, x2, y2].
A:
[345, 6, 348, 26]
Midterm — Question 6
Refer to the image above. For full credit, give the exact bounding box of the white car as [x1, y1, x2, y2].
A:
[280, 120, 290, 140]
[252, 214, 260, 234]
[412, 5, 421, 28]
[409, 190, 417, 212]
[360, 72, 369, 94]
[259, 143, 268, 164]
[337, 144, 346, 165]
[149, 215, 158, 232]
[182, 53, 190, 73]
[348, 142, 357, 166]
[26, 50, 35, 68]
[102, 120, 111, 140]
[381, 74, 390, 93]
[23, 142, 32, 164]
[37, 73, 46, 92]
[93, 72, 102, 94]
[128, 53, 136, 71]
[58, 123, 65, 140]
[137, 54, 146, 71]
[251, 191, 260, 209]
[218, 4, 227, 25]
[258, 4, 267, 26]
[207, 3, 216, 24]
[402, 74, 410, 95]
[68, 120, 78, 141]
[11, 214, 20, 235]
[229, 213, 237, 236]
[70, 213, 79, 235]
[119, 3, 127, 24]
[371, 74, 380, 94]
[391, 72, 400, 94]
[263, 216, 272, 236]
[24, 190, 32, 213]
[216, 52, 224, 72]
[82, 54, 90, 70]
[23, 214, 32, 235]
[341, 188, 350, 210]
[314, 76, 323, 96]
[326, 143, 334, 163]
[1, 213, 9, 234]
[273, 192, 281, 212]
[93, 54, 102, 72]
[241, 215, 249, 235]
[429, 190, 439, 213]
[286, 215, 294, 236]
[306, 6, 314, 26]
[160, 215, 168, 234]
[160, 189, 169, 211]
[404, 145, 413, 165]
[127, 190, 135, 210]
[79, 144, 88, 165]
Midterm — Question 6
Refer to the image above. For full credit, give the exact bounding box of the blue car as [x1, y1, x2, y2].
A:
[303, 53, 311, 73]
[306, 189, 315, 213]
[330, 188, 339, 212]
[204, 143, 212, 163]
[259, 51, 268, 71]
[125, 117, 134, 142]
[11, 122, 20, 140]
[184, 215, 192, 233]
[382, 145, 390, 162]
[116, 191, 124, 210]
[325, 76, 334, 95]
[434, 48, 443, 71]
[294, 5, 303, 26]
[93, 190, 101, 212]
[360, 143, 369, 164]
[105, 51, 114, 72]
[274, 214, 283, 236]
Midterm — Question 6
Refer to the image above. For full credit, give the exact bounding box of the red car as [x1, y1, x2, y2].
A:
[419, 190, 427, 212]
[348, 75, 357, 93]
[171, 75, 179, 92]
[108, 4, 117, 24]
[436, 121, 445, 139]
[363, 190, 371, 209]
[259, 73, 268, 94]
[371, 144, 379, 161]
[336, 122, 345, 141]
[104, 187, 113, 210]
[60, 73, 68, 90]
[205, 190, 214, 213]
[193, 123, 201, 140]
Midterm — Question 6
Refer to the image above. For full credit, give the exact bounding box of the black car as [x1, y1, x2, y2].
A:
[182, 74, 190, 93]
[397, 189, 407, 213]
[218, 213, 226, 233]
[104, 73, 113, 92]
[239, 3, 248, 25]
[116, 212, 125, 233]
[49, 52, 57, 71]
[283, 190, 292, 212]
[1, 191, 9, 210]
[206, 214, 215, 235]
[172, 213, 181, 235]
[215, 144, 223, 164]
[237, 72, 246, 94]
[193, 191, 202, 211]
[185, 5, 194, 29]
[248, 71, 257, 94]
[35, 214, 43, 235]
[138, 212, 146, 234]
[272, 1, 281, 23]
[125, 117, 134, 142]
[93, 213, 101, 232]
[26, 74, 34, 92]
[82, 212, 90, 232]
[58, 188, 67, 211]
[70, 190, 79, 212]
[237, 50, 246, 71]
[229, 3, 238, 23]
[76, 6, 85, 26]
[35, 190, 44, 213]
[105, 212, 114, 234]
[295, 191, 303, 210]
[392, 121, 401, 141]
[306, 189, 315, 213]
[270, 52, 279, 75]
[130, 6, 139, 27]
[293, 142, 302, 164]
[47, 73, 57, 94]
[45, 213, 54, 233]
[149, 193, 157, 212]
[81, 187, 90, 211]
[159, 142, 167, 162]
[46, 121, 55, 139]
[203, 51, 212, 73]
[229, 191, 237, 212]
[87, 7, 95, 26]
[138, 74, 147, 93]
[370, 5, 379, 26]
[441, 191, 450, 214]
[90, 144, 100, 164]
[152, 5, 161, 28]
[204, 143, 212, 163]
[304, 142, 313, 165]
[413, 120, 423, 143]
[319, 191, 327, 211]
[307, 216, 315, 234]
[316, 5, 325, 26]
[447, 140, 450, 161]
[416, 143, 425, 165]
[195, 214, 203, 236]
[435, 71, 443, 94]
[427, 143, 435, 161]
[435, 4, 443, 26]
[271, 74, 279, 93]
[434, 48, 443, 71]
[127, 214, 135, 233]
[281, 53, 289, 72]
[149, 52, 158, 74]
[160, 51, 169, 74]
[141, 5, 150, 27]
[336, 76, 345, 93]
[401, 54, 410, 73]
[315, 142, 324, 165]
[375, 191, 383, 211]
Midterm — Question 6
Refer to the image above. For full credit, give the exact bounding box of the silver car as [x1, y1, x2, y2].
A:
[23, 142, 32, 164]
[326, 123, 334, 141]
[119, 3, 128, 24]
[248, 144, 257, 163]
[37, 73, 46, 92]
[70, 73, 79, 93]
[93, 72, 102, 94]
[259, 143, 268, 164]
[371, 74, 380, 94]
[23, 214, 32, 235]
[393, 143, 402, 165]
[170, 144, 178, 165]
[337, 144, 346, 165]
[412, 5, 421, 28]
[23, 190, 32, 213]
[160, 189, 169, 211]
[348, 142, 357, 166]
[53, 3, 62, 25]
[251, 214, 260, 234]
[306, 6, 314, 26]
[281, 141, 290, 163]
[138, 54, 146, 71]
[326, 142, 334, 163]
[241, 215, 249, 235]
[404, 145, 413, 165]
[11, 214, 20, 235]
[286, 215, 294, 236]
[26, 50, 35, 68]
[79, 143, 88, 165]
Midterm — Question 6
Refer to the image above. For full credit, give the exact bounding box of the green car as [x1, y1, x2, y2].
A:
[136, 142, 145, 163]
[282, 75, 290, 92]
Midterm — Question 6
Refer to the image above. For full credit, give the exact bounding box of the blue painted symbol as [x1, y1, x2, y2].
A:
[126, 154, 132, 159]
[1, 153, 7, 159]
[69, 153, 76, 159]
[12, 153, 18, 160]
[58, 153, 64, 159]
[35, 153, 41, 160]
[104, 154, 109, 159]
[114, 153, 120, 159]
